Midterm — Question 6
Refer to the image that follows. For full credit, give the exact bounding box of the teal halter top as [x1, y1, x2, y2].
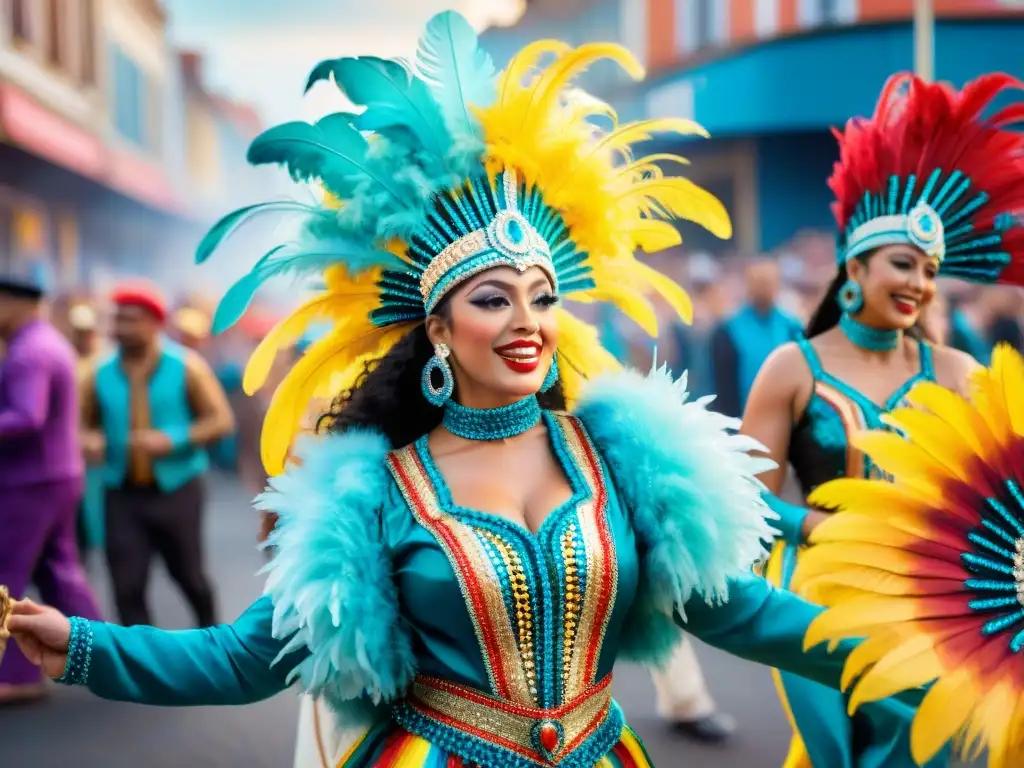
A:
[788, 336, 936, 494]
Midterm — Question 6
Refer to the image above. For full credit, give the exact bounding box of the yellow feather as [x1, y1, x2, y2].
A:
[803, 595, 923, 649]
[967, 680, 1016, 768]
[518, 44, 644, 136]
[244, 265, 384, 395]
[261, 322, 415, 475]
[805, 514, 921, 550]
[990, 342, 1024, 436]
[970, 366, 1015, 447]
[912, 667, 979, 766]
[243, 294, 374, 395]
[554, 308, 621, 405]
[810, 511, 965, 555]
[599, 119, 709, 153]
[475, 42, 723, 330]
[903, 380, 998, 458]
[581, 285, 658, 336]
[880, 407, 975, 481]
[629, 222, 683, 253]
[807, 476, 933, 516]
[847, 634, 942, 712]
[617, 177, 732, 239]
[796, 564, 959, 602]
[838, 624, 918, 690]
[996, 695, 1024, 768]
[626, 260, 694, 324]
[798, 581, 877, 607]
[497, 40, 573, 106]
[616, 153, 691, 179]
[793, 542, 927, 585]
[847, 430, 952, 491]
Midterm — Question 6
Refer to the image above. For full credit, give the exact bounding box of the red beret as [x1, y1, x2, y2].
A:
[111, 282, 168, 323]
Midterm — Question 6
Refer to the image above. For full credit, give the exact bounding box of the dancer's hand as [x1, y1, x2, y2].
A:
[7, 600, 71, 679]
[130, 429, 174, 457]
[800, 509, 832, 540]
[81, 431, 106, 464]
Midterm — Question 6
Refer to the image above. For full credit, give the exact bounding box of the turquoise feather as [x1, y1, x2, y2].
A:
[257, 429, 415, 723]
[211, 239, 407, 334]
[414, 10, 496, 144]
[574, 364, 778, 666]
[247, 114, 409, 204]
[195, 201, 327, 264]
[305, 56, 449, 160]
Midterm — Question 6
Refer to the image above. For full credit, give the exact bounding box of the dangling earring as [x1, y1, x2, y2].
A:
[421, 343, 454, 406]
[837, 280, 864, 315]
[540, 355, 559, 393]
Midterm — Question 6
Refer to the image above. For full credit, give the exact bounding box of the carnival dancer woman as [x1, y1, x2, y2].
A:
[4, 13, 935, 767]
[741, 72, 1024, 768]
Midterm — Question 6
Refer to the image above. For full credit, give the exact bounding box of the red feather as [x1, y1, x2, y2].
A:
[830, 72, 1024, 286]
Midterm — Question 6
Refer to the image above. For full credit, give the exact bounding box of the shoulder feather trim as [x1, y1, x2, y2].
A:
[256, 428, 416, 722]
[573, 365, 778, 665]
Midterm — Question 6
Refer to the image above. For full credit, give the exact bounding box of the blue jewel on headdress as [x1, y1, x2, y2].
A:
[906, 202, 944, 257]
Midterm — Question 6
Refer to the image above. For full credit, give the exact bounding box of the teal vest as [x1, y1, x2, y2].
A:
[95, 340, 209, 493]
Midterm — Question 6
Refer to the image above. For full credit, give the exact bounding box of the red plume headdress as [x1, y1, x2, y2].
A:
[830, 72, 1024, 286]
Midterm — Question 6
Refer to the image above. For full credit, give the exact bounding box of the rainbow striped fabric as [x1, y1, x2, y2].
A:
[338, 720, 654, 767]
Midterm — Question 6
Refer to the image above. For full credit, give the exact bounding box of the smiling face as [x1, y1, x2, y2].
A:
[847, 244, 939, 330]
[425, 266, 559, 409]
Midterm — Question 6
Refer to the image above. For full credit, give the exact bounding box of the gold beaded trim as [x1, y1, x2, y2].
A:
[481, 530, 539, 703]
[407, 674, 613, 765]
[561, 524, 582, 690]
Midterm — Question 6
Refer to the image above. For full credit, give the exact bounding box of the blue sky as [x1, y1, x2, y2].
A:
[164, 0, 523, 125]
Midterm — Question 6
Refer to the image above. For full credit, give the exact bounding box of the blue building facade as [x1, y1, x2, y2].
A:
[484, 3, 1024, 257]
[639, 17, 1024, 254]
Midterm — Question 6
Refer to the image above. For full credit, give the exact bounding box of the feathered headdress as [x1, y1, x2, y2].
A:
[793, 344, 1024, 768]
[197, 11, 731, 475]
[830, 72, 1024, 282]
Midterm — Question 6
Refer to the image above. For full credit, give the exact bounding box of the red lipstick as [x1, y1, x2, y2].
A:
[494, 340, 542, 373]
[893, 299, 917, 316]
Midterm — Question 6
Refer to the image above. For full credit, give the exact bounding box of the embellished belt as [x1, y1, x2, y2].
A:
[397, 674, 618, 767]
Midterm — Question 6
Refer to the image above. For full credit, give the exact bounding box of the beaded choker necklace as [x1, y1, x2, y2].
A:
[839, 313, 902, 352]
[442, 396, 542, 441]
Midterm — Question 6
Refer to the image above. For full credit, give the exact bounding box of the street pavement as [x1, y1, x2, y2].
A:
[0, 472, 973, 767]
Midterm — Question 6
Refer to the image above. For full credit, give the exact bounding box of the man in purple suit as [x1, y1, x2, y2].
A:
[0, 261, 101, 704]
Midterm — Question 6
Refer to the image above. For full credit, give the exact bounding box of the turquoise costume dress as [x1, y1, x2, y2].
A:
[764, 337, 947, 768]
[55, 369, 891, 767]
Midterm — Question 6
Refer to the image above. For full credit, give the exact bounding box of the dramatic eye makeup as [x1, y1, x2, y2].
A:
[465, 277, 558, 310]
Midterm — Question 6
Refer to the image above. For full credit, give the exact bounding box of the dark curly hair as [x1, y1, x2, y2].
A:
[317, 298, 567, 448]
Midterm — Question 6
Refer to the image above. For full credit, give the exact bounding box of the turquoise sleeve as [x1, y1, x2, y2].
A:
[676, 572, 925, 709]
[58, 596, 306, 706]
[677, 571, 848, 690]
[763, 490, 808, 544]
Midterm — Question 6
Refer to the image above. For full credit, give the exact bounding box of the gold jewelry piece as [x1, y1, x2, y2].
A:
[0, 585, 12, 666]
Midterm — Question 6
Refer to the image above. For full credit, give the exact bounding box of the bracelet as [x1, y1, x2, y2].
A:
[55, 616, 93, 687]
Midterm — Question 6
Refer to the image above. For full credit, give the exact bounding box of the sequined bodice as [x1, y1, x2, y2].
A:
[788, 337, 935, 495]
[380, 412, 639, 765]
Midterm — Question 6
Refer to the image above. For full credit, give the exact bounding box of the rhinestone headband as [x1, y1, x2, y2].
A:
[419, 170, 557, 313]
[843, 201, 946, 263]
